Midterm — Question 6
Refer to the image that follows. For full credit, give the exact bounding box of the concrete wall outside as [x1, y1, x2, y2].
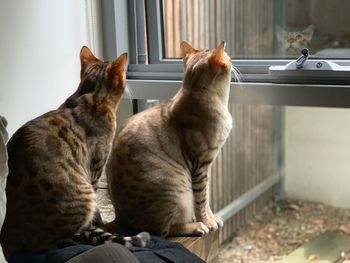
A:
[285, 106, 350, 208]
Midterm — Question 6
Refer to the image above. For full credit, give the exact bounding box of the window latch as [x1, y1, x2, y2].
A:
[296, 48, 309, 69]
[269, 47, 350, 81]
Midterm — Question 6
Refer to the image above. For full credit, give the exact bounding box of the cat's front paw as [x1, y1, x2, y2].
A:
[202, 215, 223, 232]
[212, 214, 223, 228]
[192, 222, 210, 236]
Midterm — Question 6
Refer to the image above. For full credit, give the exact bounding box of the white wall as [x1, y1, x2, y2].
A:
[285, 107, 350, 208]
[0, 0, 89, 136]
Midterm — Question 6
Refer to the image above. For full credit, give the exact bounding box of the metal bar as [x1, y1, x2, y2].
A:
[127, 0, 138, 64]
[273, 107, 285, 201]
[217, 174, 280, 222]
[127, 61, 350, 83]
[145, 0, 164, 63]
[100, 0, 117, 60]
[135, 0, 147, 64]
[127, 80, 350, 108]
[101, 0, 129, 60]
[127, 0, 150, 64]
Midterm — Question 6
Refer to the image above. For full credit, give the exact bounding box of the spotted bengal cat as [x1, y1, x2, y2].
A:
[106, 41, 236, 237]
[0, 46, 149, 258]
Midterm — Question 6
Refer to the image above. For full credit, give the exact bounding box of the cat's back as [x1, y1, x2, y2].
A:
[123, 102, 167, 128]
[5, 107, 91, 199]
[7, 108, 85, 164]
[2, 108, 93, 253]
[115, 102, 172, 143]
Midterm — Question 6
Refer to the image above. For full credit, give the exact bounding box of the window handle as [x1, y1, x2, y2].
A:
[269, 48, 350, 79]
[296, 48, 309, 69]
[269, 47, 350, 80]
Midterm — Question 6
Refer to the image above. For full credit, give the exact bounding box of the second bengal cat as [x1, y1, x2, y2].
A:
[106, 41, 236, 237]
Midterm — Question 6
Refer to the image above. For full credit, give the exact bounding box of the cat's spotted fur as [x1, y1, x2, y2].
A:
[106, 41, 234, 237]
[0, 47, 149, 257]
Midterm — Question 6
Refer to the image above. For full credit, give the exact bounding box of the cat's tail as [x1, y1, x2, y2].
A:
[73, 227, 151, 248]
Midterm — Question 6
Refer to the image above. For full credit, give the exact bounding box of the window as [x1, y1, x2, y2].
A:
[162, 0, 350, 59]
[101, 0, 350, 256]
[108, 0, 350, 107]
[118, 0, 350, 87]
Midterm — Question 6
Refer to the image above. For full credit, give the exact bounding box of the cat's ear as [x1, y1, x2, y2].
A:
[208, 41, 226, 72]
[109, 52, 128, 85]
[80, 46, 99, 67]
[180, 41, 198, 58]
[302, 24, 315, 42]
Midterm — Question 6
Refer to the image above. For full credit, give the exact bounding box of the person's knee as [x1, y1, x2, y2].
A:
[66, 243, 139, 263]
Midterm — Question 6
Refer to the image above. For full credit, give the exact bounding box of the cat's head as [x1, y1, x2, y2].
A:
[63, 46, 128, 108]
[180, 41, 233, 92]
[276, 24, 315, 56]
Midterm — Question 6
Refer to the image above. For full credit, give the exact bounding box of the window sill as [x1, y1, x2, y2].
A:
[126, 79, 350, 108]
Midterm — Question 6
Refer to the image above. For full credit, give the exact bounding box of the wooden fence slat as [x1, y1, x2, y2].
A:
[164, 0, 173, 57]
[173, 0, 180, 57]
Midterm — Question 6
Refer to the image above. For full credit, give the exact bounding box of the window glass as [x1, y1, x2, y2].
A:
[163, 0, 350, 59]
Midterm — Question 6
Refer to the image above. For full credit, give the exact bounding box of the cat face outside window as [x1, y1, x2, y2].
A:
[276, 24, 315, 56]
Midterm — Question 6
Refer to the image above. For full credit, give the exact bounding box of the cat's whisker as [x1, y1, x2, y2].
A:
[124, 86, 133, 100]
[123, 86, 134, 109]
[231, 65, 242, 84]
